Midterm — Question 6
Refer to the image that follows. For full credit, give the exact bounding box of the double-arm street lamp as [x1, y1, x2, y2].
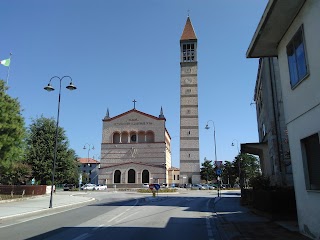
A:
[83, 143, 95, 164]
[83, 143, 95, 184]
[44, 76, 77, 208]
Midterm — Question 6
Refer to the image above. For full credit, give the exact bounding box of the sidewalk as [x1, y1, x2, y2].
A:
[213, 196, 310, 240]
[0, 191, 95, 220]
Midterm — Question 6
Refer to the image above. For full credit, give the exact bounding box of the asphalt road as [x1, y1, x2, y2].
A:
[0, 190, 223, 240]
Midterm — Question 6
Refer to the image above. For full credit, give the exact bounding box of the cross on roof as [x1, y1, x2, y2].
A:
[133, 99, 137, 109]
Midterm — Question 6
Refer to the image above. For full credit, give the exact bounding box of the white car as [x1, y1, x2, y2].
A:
[94, 184, 107, 190]
[81, 184, 96, 190]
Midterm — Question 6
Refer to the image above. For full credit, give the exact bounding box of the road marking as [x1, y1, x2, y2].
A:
[72, 233, 90, 240]
[107, 199, 139, 223]
[115, 211, 139, 223]
[92, 224, 104, 231]
[206, 198, 215, 240]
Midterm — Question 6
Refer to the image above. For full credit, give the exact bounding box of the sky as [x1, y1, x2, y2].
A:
[1, 0, 268, 168]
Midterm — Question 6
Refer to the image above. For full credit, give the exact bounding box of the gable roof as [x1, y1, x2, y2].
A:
[102, 108, 166, 122]
[180, 16, 197, 41]
[78, 158, 100, 164]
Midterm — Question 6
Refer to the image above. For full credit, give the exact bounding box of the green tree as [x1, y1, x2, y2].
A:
[24, 116, 79, 185]
[0, 80, 29, 184]
[221, 161, 237, 186]
[236, 153, 261, 188]
[200, 158, 214, 182]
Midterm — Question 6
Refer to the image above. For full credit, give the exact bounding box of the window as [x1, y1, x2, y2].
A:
[177, 175, 180, 180]
[286, 26, 308, 88]
[302, 133, 320, 190]
[130, 134, 137, 142]
[113, 132, 120, 143]
[182, 43, 196, 62]
[174, 175, 176, 180]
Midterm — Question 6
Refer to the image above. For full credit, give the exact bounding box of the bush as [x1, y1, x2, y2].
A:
[249, 175, 270, 190]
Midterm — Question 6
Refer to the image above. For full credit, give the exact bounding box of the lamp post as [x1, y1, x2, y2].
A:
[83, 143, 94, 184]
[205, 120, 219, 196]
[83, 143, 95, 163]
[231, 139, 241, 188]
[205, 120, 217, 162]
[44, 76, 77, 208]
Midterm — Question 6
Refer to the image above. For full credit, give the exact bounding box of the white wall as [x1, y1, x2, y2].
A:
[277, 1, 320, 238]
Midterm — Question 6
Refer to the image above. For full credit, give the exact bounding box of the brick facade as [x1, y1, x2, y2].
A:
[99, 109, 172, 187]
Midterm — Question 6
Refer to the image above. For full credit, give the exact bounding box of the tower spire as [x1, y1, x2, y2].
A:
[159, 106, 165, 118]
[180, 16, 197, 41]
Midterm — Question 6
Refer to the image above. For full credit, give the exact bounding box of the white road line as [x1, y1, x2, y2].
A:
[107, 199, 139, 223]
[92, 224, 104, 231]
[206, 198, 215, 240]
[0, 207, 82, 229]
[72, 233, 90, 240]
[115, 211, 139, 223]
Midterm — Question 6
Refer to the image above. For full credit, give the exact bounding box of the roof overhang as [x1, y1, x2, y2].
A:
[246, 0, 306, 58]
[241, 142, 268, 156]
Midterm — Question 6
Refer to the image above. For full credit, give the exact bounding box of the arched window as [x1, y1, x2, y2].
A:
[138, 131, 145, 143]
[130, 132, 137, 143]
[122, 132, 128, 143]
[113, 132, 120, 143]
[128, 169, 136, 183]
[142, 170, 149, 183]
[146, 131, 155, 143]
[114, 170, 121, 183]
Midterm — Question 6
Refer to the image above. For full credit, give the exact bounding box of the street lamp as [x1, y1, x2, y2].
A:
[83, 143, 95, 164]
[205, 120, 217, 162]
[205, 120, 220, 196]
[231, 139, 241, 188]
[44, 76, 77, 208]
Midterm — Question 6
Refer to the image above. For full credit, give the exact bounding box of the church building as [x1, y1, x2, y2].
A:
[98, 106, 172, 187]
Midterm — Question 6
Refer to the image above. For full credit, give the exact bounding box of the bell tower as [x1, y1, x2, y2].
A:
[179, 16, 200, 184]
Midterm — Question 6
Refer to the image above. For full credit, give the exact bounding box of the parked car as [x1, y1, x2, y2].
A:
[208, 184, 216, 190]
[94, 184, 107, 190]
[81, 184, 96, 190]
[63, 184, 76, 191]
[142, 183, 149, 188]
[201, 184, 210, 190]
[191, 184, 205, 190]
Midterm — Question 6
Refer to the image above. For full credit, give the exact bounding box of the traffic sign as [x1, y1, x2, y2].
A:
[154, 184, 160, 190]
[216, 169, 222, 175]
[215, 161, 223, 168]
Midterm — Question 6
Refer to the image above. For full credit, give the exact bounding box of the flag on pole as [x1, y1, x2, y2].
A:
[0, 58, 11, 67]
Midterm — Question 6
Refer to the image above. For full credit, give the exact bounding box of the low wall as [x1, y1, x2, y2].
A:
[241, 188, 297, 220]
[0, 185, 47, 195]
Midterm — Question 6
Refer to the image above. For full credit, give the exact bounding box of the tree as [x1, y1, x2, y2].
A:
[0, 80, 29, 184]
[221, 161, 237, 186]
[237, 153, 261, 188]
[200, 158, 214, 182]
[24, 116, 79, 185]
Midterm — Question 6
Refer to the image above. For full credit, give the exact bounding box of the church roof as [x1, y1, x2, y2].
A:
[78, 158, 100, 164]
[102, 108, 166, 122]
[180, 16, 197, 41]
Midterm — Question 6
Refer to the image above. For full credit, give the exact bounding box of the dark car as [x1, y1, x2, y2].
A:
[63, 184, 76, 191]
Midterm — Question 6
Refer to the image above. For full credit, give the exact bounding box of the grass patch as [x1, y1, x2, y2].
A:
[137, 188, 177, 193]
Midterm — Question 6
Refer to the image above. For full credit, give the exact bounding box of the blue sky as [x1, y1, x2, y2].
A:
[1, 0, 267, 168]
